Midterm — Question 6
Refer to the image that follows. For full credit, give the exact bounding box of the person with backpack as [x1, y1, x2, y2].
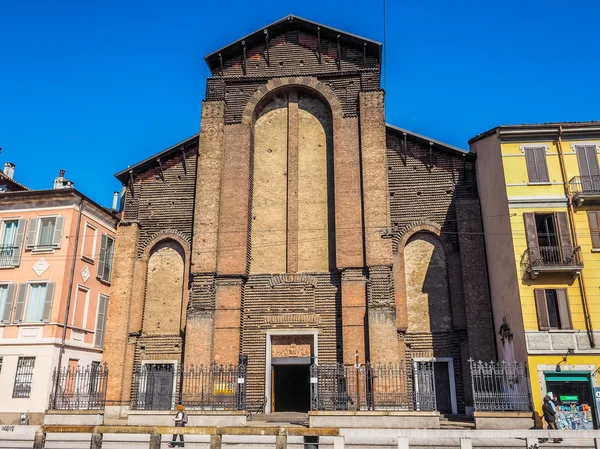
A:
[169, 403, 187, 447]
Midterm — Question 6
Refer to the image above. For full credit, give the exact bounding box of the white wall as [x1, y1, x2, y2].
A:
[0, 344, 102, 414]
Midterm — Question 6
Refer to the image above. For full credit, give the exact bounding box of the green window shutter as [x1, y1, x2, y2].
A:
[535, 289, 550, 331]
[10, 219, 26, 267]
[556, 289, 572, 330]
[1, 284, 17, 323]
[97, 235, 107, 281]
[25, 219, 38, 249]
[52, 217, 64, 249]
[94, 295, 108, 348]
[42, 282, 55, 322]
[587, 212, 600, 249]
[13, 283, 28, 323]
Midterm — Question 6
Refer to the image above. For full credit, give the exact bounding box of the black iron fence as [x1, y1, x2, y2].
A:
[49, 363, 108, 410]
[131, 363, 247, 411]
[469, 359, 531, 412]
[569, 175, 600, 196]
[310, 362, 436, 411]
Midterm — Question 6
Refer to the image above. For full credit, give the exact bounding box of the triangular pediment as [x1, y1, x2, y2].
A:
[204, 15, 381, 76]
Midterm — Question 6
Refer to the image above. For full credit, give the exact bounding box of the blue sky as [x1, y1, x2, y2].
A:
[1, 0, 598, 206]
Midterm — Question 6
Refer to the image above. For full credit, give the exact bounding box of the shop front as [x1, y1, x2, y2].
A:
[530, 357, 599, 430]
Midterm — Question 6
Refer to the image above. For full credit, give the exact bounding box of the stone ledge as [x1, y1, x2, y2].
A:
[127, 411, 247, 427]
[44, 412, 104, 426]
[473, 411, 534, 430]
[309, 410, 440, 429]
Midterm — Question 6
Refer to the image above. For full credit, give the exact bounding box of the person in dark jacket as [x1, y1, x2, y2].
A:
[542, 395, 560, 443]
[169, 403, 187, 448]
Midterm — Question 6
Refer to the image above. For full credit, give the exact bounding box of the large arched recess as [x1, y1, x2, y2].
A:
[248, 86, 336, 274]
[216, 77, 364, 275]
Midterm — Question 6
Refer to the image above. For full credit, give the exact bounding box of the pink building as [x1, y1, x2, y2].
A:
[0, 167, 118, 424]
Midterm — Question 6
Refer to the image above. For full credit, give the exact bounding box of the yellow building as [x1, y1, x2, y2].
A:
[470, 122, 600, 428]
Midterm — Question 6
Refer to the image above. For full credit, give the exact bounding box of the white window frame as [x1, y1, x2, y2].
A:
[24, 281, 48, 323]
[0, 283, 10, 323]
[0, 219, 19, 247]
[32, 214, 59, 252]
[71, 285, 90, 330]
[81, 223, 98, 264]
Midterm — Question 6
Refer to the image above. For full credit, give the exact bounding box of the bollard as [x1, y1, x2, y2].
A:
[305, 435, 319, 449]
[460, 438, 472, 449]
[210, 434, 222, 449]
[333, 436, 345, 449]
[33, 431, 46, 449]
[149, 433, 161, 449]
[90, 433, 103, 449]
[397, 436, 409, 449]
[276, 428, 287, 449]
[526, 437, 539, 449]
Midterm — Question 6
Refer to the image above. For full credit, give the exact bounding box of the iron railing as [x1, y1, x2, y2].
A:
[13, 357, 35, 399]
[0, 245, 16, 267]
[310, 362, 436, 411]
[569, 176, 600, 196]
[521, 245, 583, 272]
[469, 359, 531, 412]
[131, 363, 247, 411]
[49, 363, 108, 410]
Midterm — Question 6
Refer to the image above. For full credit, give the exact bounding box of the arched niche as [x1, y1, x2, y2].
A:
[249, 88, 335, 274]
[142, 239, 186, 334]
[404, 231, 453, 333]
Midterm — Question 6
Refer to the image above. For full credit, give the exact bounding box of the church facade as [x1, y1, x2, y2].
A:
[103, 15, 496, 419]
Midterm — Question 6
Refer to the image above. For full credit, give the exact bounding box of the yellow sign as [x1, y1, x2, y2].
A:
[213, 382, 235, 395]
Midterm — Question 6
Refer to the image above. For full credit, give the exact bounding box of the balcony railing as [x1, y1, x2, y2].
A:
[569, 176, 600, 205]
[0, 245, 16, 268]
[521, 245, 583, 279]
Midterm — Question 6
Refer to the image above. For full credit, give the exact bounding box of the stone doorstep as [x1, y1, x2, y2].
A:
[473, 411, 533, 418]
[308, 411, 440, 417]
[127, 410, 246, 415]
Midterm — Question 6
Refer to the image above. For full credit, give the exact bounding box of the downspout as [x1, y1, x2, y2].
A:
[52, 197, 84, 407]
[556, 126, 595, 347]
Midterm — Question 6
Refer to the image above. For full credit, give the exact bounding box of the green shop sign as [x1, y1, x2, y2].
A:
[560, 395, 579, 401]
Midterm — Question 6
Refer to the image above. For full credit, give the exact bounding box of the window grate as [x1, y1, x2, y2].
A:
[13, 357, 35, 398]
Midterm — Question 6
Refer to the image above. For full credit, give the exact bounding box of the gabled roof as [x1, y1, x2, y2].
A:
[386, 124, 473, 159]
[469, 121, 600, 144]
[204, 14, 382, 73]
[114, 134, 199, 183]
[0, 171, 29, 191]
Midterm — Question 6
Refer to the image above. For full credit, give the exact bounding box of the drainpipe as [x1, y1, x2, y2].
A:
[556, 126, 595, 348]
[52, 197, 84, 407]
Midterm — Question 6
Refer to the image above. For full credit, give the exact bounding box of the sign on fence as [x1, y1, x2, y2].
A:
[213, 382, 235, 395]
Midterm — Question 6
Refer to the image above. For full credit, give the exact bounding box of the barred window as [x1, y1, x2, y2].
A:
[13, 357, 35, 398]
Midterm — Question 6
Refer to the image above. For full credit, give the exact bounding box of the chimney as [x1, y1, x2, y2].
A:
[3, 162, 15, 179]
[112, 191, 119, 210]
[54, 169, 74, 189]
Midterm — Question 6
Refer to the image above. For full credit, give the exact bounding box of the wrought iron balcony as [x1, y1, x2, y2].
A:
[521, 245, 583, 279]
[569, 176, 600, 206]
[0, 245, 16, 268]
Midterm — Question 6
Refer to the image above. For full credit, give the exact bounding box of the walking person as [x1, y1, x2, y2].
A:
[542, 395, 560, 443]
[169, 403, 187, 448]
